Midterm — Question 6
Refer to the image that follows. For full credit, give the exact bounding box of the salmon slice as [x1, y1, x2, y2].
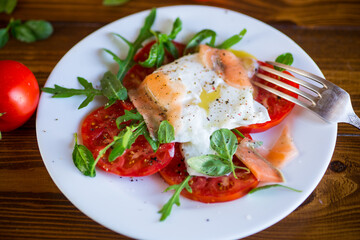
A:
[127, 71, 185, 137]
[265, 125, 299, 168]
[235, 138, 284, 183]
[199, 44, 253, 89]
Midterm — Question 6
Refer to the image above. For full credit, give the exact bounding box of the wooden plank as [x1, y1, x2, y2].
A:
[0, 0, 359, 26]
[0, 1, 359, 239]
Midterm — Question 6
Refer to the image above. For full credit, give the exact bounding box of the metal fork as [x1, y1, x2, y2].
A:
[252, 61, 360, 129]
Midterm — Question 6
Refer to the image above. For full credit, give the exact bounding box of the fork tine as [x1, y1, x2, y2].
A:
[251, 81, 310, 109]
[266, 61, 328, 89]
[255, 73, 317, 106]
[259, 65, 322, 98]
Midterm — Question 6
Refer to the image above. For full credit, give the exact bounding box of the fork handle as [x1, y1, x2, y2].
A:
[347, 111, 360, 130]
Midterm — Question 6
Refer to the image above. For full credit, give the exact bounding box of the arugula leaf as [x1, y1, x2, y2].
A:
[43, 9, 155, 109]
[115, 109, 161, 153]
[108, 127, 133, 161]
[107, 8, 156, 82]
[103, 0, 129, 6]
[42, 77, 103, 109]
[187, 154, 231, 177]
[249, 184, 302, 194]
[72, 133, 96, 177]
[109, 122, 147, 161]
[217, 28, 247, 49]
[100, 71, 127, 108]
[274, 53, 294, 71]
[157, 120, 175, 144]
[164, 40, 179, 59]
[168, 17, 182, 40]
[159, 175, 192, 221]
[139, 41, 162, 68]
[210, 129, 238, 178]
[116, 109, 143, 128]
[143, 131, 159, 152]
[139, 17, 182, 68]
[0, 0, 17, 14]
[184, 29, 216, 54]
[232, 128, 245, 139]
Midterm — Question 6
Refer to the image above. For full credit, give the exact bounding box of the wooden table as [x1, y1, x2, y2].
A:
[1, 0, 359, 239]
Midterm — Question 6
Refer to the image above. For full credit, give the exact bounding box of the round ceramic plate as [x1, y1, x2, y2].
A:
[36, 5, 337, 240]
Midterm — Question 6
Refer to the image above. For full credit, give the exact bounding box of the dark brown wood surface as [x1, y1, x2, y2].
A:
[0, 0, 359, 239]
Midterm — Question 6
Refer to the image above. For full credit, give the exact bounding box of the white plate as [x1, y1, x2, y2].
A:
[36, 5, 337, 240]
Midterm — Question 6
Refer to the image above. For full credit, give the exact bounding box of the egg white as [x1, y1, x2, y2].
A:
[153, 53, 270, 176]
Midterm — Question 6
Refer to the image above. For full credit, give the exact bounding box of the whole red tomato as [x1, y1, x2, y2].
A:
[0, 60, 39, 132]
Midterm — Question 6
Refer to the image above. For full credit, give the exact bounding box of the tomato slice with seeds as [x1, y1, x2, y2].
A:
[159, 143, 259, 203]
[81, 101, 175, 177]
[238, 61, 299, 133]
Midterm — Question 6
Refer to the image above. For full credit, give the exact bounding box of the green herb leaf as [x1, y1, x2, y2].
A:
[114, 110, 159, 155]
[249, 184, 302, 194]
[72, 133, 96, 177]
[187, 154, 232, 177]
[116, 109, 143, 128]
[103, 0, 129, 6]
[155, 41, 165, 67]
[157, 120, 175, 144]
[139, 41, 161, 68]
[139, 16, 182, 68]
[143, 131, 159, 152]
[275, 53, 294, 71]
[159, 175, 192, 221]
[42, 77, 103, 109]
[210, 129, 238, 160]
[0, 28, 9, 48]
[168, 17, 182, 40]
[12, 24, 37, 43]
[108, 127, 133, 161]
[232, 128, 245, 139]
[184, 29, 216, 54]
[210, 129, 238, 178]
[0, 0, 17, 14]
[100, 71, 127, 108]
[108, 121, 147, 161]
[164, 40, 179, 59]
[112, 8, 156, 81]
[0, 1, 6, 12]
[24, 20, 53, 40]
[217, 28, 247, 49]
[103, 48, 124, 67]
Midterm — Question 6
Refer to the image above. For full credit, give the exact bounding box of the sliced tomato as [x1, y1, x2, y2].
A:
[159, 143, 259, 203]
[81, 101, 175, 177]
[239, 61, 299, 133]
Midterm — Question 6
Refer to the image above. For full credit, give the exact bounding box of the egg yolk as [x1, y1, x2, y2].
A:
[198, 86, 221, 115]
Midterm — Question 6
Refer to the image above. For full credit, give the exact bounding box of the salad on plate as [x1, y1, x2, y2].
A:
[43, 8, 302, 221]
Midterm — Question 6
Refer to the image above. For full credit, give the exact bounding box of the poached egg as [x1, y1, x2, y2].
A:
[128, 45, 270, 176]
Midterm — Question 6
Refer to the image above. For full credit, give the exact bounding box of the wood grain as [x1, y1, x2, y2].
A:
[1, 0, 359, 26]
[0, 0, 359, 239]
